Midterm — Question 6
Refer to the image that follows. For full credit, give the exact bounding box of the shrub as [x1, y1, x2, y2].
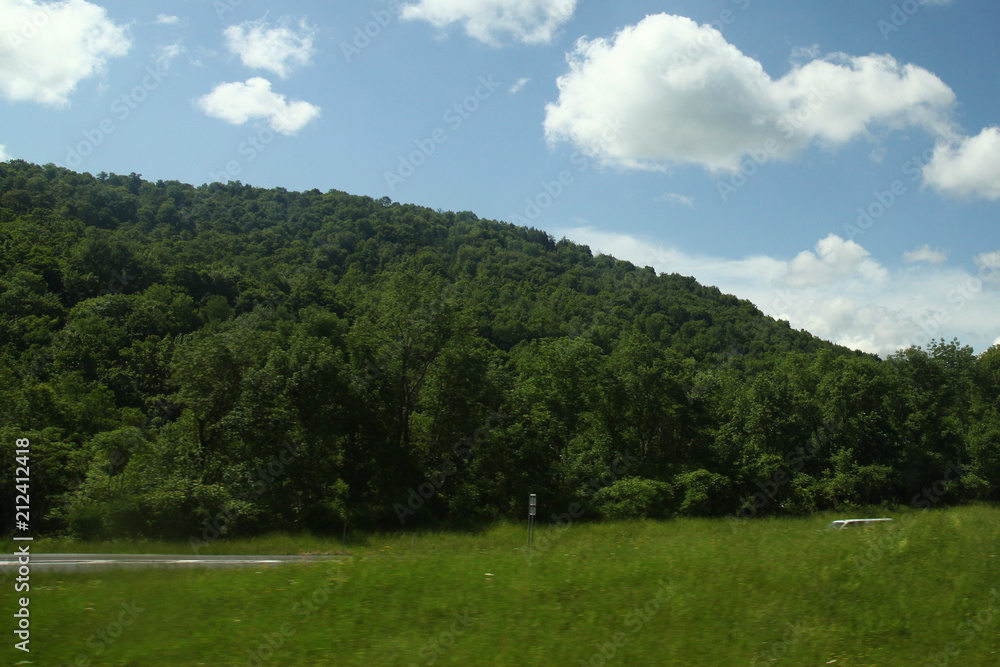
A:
[593, 477, 674, 520]
[673, 469, 732, 516]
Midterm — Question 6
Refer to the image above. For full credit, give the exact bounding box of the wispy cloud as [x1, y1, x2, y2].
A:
[656, 192, 694, 208]
[155, 43, 185, 69]
[400, 0, 578, 46]
[509, 77, 530, 94]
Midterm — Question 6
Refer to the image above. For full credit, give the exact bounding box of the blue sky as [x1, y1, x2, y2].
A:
[2, 0, 999, 356]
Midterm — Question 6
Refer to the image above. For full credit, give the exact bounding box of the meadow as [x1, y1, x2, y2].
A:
[3, 505, 1000, 666]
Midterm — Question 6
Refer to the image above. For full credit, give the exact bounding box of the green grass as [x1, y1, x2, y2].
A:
[4, 505, 1000, 665]
[0, 531, 349, 556]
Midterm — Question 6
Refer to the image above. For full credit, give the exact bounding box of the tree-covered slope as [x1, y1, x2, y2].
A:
[1, 160, 997, 538]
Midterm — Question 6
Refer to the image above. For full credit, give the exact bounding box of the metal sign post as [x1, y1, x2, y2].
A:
[528, 493, 537, 548]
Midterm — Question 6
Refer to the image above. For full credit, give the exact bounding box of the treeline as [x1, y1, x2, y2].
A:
[0, 160, 997, 539]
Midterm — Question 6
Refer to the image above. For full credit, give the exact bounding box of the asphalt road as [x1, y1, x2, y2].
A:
[0, 553, 343, 572]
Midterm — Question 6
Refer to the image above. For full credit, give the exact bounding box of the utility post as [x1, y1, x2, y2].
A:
[527, 493, 537, 548]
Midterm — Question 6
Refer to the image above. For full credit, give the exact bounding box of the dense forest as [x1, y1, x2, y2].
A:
[1, 160, 998, 540]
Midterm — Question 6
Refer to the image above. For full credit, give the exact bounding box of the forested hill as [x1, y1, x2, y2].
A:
[1, 160, 998, 539]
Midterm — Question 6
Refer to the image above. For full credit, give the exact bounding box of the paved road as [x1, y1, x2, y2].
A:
[0, 553, 344, 573]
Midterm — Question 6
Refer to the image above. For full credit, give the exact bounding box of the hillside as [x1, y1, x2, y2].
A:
[1, 160, 997, 538]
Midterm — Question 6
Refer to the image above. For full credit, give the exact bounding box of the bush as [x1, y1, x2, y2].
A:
[824, 460, 898, 508]
[673, 469, 732, 516]
[593, 477, 674, 520]
[65, 479, 255, 540]
[65, 502, 106, 538]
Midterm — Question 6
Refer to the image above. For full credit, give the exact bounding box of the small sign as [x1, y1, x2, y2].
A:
[528, 493, 536, 517]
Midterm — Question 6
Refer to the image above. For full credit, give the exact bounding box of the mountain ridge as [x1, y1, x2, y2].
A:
[1, 159, 996, 538]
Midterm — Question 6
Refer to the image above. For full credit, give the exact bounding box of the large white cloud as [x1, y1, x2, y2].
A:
[922, 127, 1000, 201]
[196, 78, 320, 135]
[400, 0, 577, 46]
[0, 0, 131, 106]
[557, 226, 1000, 357]
[223, 17, 315, 79]
[544, 14, 957, 172]
[0, 144, 9, 161]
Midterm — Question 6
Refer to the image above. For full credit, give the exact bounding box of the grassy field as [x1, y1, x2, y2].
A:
[3, 505, 1000, 666]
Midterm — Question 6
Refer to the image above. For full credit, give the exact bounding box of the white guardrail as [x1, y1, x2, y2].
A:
[826, 518, 894, 530]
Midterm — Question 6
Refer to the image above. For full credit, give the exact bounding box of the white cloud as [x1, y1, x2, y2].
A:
[509, 77, 530, 94]
[155, 42, 185, 68]
[0, 144, 9, 161]
[922, 127, 1000, 201]
[790, 44, 821, 62]
[904, 245, 947, 264]
[196, 78, 320, 135]
[656, 192, 694, 208]
[156, 14, 180, 25]
[544, 14, 957, 173]
[557, 226, 1000, 357]
[0, 0, 131, 107]
[780, 235, 887, 288]
[223, 18, 315, 78]
[400, 0, 577, 46]
[976, 251, 1000, 285]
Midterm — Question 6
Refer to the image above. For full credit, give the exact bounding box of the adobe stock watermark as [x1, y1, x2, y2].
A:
[143, 397, 179, 431]
[509, 118, 626, 227]
[213, 0, 247, 21]
[579, 580, 677, 667]
[394, 411, 506, 524]
[570, 270, 642, 338]
[922, 588, 1000, 667]
[878, 0, 943, 40]
[384, 75, 501, 193]
[895, 257, 1000, 352]
[750, 622, 805, 666]
[210, 125, 281, 184]
[102, 398, 176, 474]
[63, 59, 171, 169]
[189, 441, 300, 553]
[4, 1, 53, 54]
[98, 269, 135, 296]
[722, 319, 773, 360]
[842, 145, 937, 241]
[340, 1, 404, 63]
[852, 459, 967, 575]
[768, 288, 817, 328]
[72, 600, 145, 667]
[672, 0, 752, 68]
[717, 84, 831, 202]
[244, 562, 345, 666]
[408, 608, 475, 667]
[726, 434, 827, 531]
